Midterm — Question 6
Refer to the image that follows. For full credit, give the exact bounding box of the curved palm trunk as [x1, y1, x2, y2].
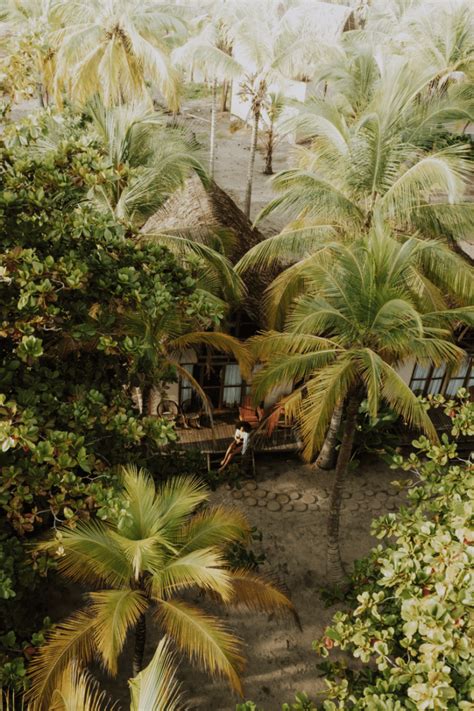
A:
[209, 78, 218, 178]
[316, 402, 343, 470]
[244, 108, 260, 218]
[132, 613, 147, 676]
[326, 396, 360, 586]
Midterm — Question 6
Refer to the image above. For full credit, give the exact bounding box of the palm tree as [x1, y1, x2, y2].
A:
[123, 307, 251, 417]
[250, 231, 473, 585]
[47, 638, 184, 710]
[225, 0, 320, 217]
[0, 637, 183, 710]
[172, 14, 241, 178]
[237, 57, 474, 321]
[261, 91, 286, 176]
[28, 467, 295, 709]
[86, 99, 204, 227]
[53, 0, 188, 108]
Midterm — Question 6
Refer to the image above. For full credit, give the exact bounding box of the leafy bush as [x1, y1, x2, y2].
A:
[313, 392, 474, 709]
[0, 112, 215, 689]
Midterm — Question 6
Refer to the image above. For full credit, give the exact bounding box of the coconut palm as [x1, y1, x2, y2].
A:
[172, 13, 241, 178]
[261, 91, 286, 175]
[225, 0, 323, 217]
[123, 306, 251, 417]
[237, 56, 474, 322]
[47, 638, 184, 710]
[250, 230, 473, 584]
[86, 99, 204, 227]
[27, 467, 294, 709]
[53, 0, 188, 109]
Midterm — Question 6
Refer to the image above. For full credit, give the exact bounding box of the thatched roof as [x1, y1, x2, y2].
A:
[141, 175, 264, 265]
[141, 175, 270, 323]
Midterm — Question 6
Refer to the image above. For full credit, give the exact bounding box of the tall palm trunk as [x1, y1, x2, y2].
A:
[263, 120, 274, 175]
[209, 78, 218, 178]
[316, 402, 343, 470]
[132, 613, 147, 676]
[244, 108, 260, 218]
[326, 396, 360, 586]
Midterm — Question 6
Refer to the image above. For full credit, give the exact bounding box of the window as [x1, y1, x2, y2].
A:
[177, 360, 246, 410]
[409, 356, 473, 398]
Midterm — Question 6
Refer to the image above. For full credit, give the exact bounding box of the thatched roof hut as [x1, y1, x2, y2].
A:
[141, 175, 264, 264]
[141, 175, 270, 324]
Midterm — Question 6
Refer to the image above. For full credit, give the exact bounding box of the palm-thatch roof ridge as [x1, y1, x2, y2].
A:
[141, 175, 272, 322]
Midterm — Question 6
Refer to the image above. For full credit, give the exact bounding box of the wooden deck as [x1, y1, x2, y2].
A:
[177, 422, 300, 453]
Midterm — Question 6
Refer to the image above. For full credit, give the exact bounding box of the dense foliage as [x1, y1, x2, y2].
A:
[314, 394, 474, 709]
[0, 113, 213, 687]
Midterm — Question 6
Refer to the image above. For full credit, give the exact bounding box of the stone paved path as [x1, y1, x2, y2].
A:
[227, 476, 405, 515]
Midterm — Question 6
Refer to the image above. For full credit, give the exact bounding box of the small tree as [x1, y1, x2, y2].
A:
[314, 391, 474, 709]
[28, 466, 295, 709]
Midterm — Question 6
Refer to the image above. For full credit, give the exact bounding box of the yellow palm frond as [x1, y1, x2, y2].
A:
[227, 569, 298, 621]
[156, 599, 244, 695]
[88, 589, 149, 675]
[37, 520, 131, 589]
[129, 636, 185, 711]
[178, 506, 251, 553]
[50, 662, 116, 711]
[154, 548, 233, 601]
[26, 607, 97, 711]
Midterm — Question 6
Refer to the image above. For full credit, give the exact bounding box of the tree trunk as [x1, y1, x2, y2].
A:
[326, 396, 360, 586]
[263, 123, 274, 175]
[37, 83, 45, 107]
[146, 386, 160, 416]
[244, 109, 260, 218]
[132, 613, 146, 676]
[209, 78, 218, 178]
[316, 402, 343, 470]
[221, 79, 230, 112]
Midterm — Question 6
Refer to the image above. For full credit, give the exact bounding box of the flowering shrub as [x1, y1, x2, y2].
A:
[314, 391, 474, 710]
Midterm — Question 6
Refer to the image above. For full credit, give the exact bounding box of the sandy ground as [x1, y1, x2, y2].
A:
[93, 453, 409, 711]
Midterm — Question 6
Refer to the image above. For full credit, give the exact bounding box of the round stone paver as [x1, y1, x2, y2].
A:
[293, 502, 308, 512]
[257, 499, 267, 507]
[246, 497, 257, 507]
[254, 488, 267, 499]
[267, 501, 282, 512]
[301, 493, 316, 505]
[342, 491, 352, 499]
[282, 503, 294, 512]
[232, 490, 243, 499]
[276, 493, 290, 504]
[364, 489, 375, 496]
[289, 491, 301, 500]
[243, 481, 257, 491]
[266, 492, 277, 500]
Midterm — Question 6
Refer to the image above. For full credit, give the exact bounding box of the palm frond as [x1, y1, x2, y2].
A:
[88, 590, 148, 675]
[129, 636, 186, 711]
[177, 506, 251, 554]
[26, 607, 97, 711]
[155, 548, 233, 600]
[50, 662, 116, 711]
[227, 569, 297, 620]
[156, 599, 244, 695]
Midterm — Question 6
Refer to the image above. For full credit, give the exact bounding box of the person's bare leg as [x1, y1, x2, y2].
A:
[220, 443, 235, 465]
